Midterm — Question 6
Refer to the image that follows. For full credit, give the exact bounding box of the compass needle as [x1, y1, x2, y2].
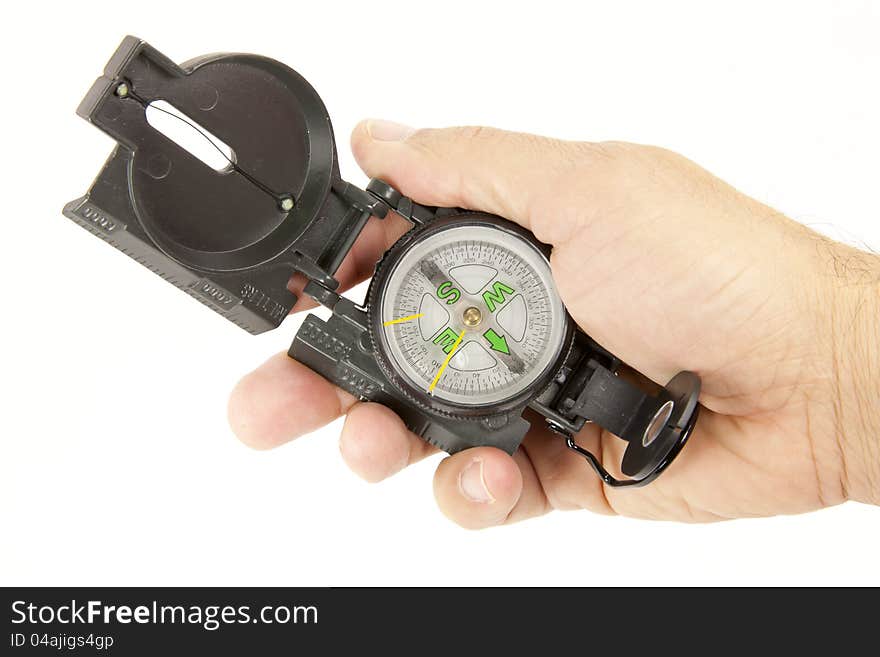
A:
[383, 313, 424, 326]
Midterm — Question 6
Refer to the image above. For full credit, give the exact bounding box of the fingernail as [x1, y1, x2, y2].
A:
[458, 458, 495, 504]
[366, 119, 415, 142]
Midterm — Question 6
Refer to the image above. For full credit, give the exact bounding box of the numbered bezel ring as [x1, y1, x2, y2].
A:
[368, 213, 575, 419]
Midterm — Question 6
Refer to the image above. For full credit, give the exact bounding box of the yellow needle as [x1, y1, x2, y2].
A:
[428, 330, 466, 394]
[383, 313, 424, 326]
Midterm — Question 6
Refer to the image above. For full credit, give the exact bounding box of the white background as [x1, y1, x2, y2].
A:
[2, 1, 878, 586]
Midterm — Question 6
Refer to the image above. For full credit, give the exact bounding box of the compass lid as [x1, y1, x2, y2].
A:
[64, 36, 381, 333]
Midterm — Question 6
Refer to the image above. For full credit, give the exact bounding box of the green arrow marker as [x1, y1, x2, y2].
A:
[483, 328, 510, 355]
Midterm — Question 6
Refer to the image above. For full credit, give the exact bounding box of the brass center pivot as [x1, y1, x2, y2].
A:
[462, 306, 482, 327]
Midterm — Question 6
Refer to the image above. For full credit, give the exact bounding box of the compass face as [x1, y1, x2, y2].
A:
[376, 221, 567, 409]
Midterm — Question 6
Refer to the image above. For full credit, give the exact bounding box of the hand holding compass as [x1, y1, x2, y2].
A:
[234, 124, 876, 527]
[66, 39, 877, 528]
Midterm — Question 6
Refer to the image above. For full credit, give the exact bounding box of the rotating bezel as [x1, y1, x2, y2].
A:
[367, 213, 575, 420]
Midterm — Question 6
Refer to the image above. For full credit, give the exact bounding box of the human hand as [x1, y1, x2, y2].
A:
[228, 121, 880, 528]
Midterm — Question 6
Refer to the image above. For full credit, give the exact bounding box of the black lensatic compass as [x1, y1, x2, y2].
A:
[64, 37, 701, 487]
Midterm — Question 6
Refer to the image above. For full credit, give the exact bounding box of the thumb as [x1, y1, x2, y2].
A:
[350, 120, 589, 236]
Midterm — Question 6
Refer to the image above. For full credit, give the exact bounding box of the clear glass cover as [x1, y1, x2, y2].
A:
[378, 224, 566, 407]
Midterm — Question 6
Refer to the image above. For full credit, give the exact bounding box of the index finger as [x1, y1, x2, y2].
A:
[349, 120, 592, 236]
[228, 352, 356, 449]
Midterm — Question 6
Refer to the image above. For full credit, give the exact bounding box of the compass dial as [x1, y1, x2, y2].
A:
[374, 219, 568, 410]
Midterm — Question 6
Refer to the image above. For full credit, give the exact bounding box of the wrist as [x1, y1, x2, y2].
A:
[825, 247, 880, 504]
